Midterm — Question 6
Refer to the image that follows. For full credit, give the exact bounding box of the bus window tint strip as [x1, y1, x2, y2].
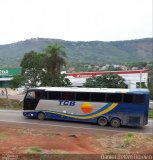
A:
[41, 91, 48, 99]
[134, 94, 145, 104]
[48, 91, 61, 100]
[76, 92, 90, 101]
[37, 90, 145, 104]
[61, 92, 75, 100]
[123, 94, 133, 103]
[107, 93, 122, 102]
[91, 93, 106, 102]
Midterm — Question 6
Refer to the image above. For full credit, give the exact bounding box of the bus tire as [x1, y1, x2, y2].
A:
[110, 118, 121, 128]
[37, 112, 46, 120]
[97, 117, 108, 126]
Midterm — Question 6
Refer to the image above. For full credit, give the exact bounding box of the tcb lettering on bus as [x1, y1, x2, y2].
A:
[59, 100, 75, 106]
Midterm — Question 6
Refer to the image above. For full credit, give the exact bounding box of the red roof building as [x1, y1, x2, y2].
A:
[66, 70, 149, 88]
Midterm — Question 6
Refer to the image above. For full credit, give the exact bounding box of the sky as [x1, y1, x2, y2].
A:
[0, 0, 152, 44]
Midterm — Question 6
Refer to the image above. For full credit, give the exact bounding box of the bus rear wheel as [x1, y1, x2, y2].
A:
[38, 112, 46, 120]
[97, 117, 108, 126]
[110, 118, 121, 128]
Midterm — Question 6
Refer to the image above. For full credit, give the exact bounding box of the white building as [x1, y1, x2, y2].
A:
[66, 70, 149, 89]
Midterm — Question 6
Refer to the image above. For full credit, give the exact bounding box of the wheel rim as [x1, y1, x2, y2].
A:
[98, 117, 108, 126]
[38, 113, 45, 120]
[111, 118, 120, 127]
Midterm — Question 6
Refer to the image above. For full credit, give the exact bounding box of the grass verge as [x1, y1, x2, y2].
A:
[149, 108, 153, 118]
[0, 98, 22, 110]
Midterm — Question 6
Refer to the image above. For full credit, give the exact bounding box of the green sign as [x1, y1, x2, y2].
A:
[0, 67, 22, 87]
[0, 67, 22, 78]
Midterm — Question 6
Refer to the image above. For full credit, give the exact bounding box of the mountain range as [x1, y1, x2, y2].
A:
[0, 38, 152, 67]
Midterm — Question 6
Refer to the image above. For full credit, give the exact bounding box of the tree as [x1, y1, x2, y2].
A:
[11, 45, 71, 89]
[20, 51, 46, 87]
[11, 51, 46, 88]
[11, 75, 26, 88]
[83, 73, 127, 88]
[41, 73, 71, 87]
[45, 44, 67, 76]
[42, 44, 71, 87]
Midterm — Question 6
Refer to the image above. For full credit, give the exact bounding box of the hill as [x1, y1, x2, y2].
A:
[0, 38, 152, 67]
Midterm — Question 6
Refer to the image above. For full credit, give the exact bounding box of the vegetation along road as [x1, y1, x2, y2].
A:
[0, 110, 152, 135]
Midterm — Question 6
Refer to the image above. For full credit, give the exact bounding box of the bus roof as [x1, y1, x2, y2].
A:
[29, 87, 149, 94]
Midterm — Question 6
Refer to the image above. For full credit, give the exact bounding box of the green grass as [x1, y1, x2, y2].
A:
[127, 132, 134, 138]
[25, 146, 44, 154]
[121, 133, 134, 148]
[31, 147, 43, 153]
[0, 133, 9, 141]
[0, 104, 22, 110]
[0, 98, 22, 110]
[149, 108, 153, 119]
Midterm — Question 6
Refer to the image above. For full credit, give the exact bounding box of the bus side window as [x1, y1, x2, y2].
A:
[106, 93, 122, 102]
[123, 94, 133, 103]
[35, 92, 41, 99]
[61, 92, 75, 101]
[48, 91, 61, 100]
[42, 92, 48, 99]
[91, 93, 106, 102]
[134, 94, 145, 104]
[26, 91, 35, 99]
[76, 92, 90, 101]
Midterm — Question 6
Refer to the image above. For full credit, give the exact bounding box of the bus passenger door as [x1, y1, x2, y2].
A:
[23, 91, 41, 110]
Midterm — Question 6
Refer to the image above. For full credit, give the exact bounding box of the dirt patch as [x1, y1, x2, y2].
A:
[0, 88, 19, 96]
[0, 127, 102, 154]
[0, 126, 153, 157]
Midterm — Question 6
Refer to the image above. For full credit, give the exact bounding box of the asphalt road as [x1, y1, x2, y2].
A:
[0, 110, 153, 135]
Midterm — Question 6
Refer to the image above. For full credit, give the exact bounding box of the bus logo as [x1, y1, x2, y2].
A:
[59, 100, 75, 106]
[81, 102, 93, 113]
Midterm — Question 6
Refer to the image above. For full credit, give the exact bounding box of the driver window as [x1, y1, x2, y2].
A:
[26, 91, 36, 99]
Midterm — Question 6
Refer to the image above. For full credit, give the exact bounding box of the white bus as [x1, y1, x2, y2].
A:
[23, 87, 150, 127]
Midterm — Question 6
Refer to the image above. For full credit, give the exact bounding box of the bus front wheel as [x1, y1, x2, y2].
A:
[110, 118, 121, 128]
[97, 117, 108, 126]
[37, 112, 46, 120]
